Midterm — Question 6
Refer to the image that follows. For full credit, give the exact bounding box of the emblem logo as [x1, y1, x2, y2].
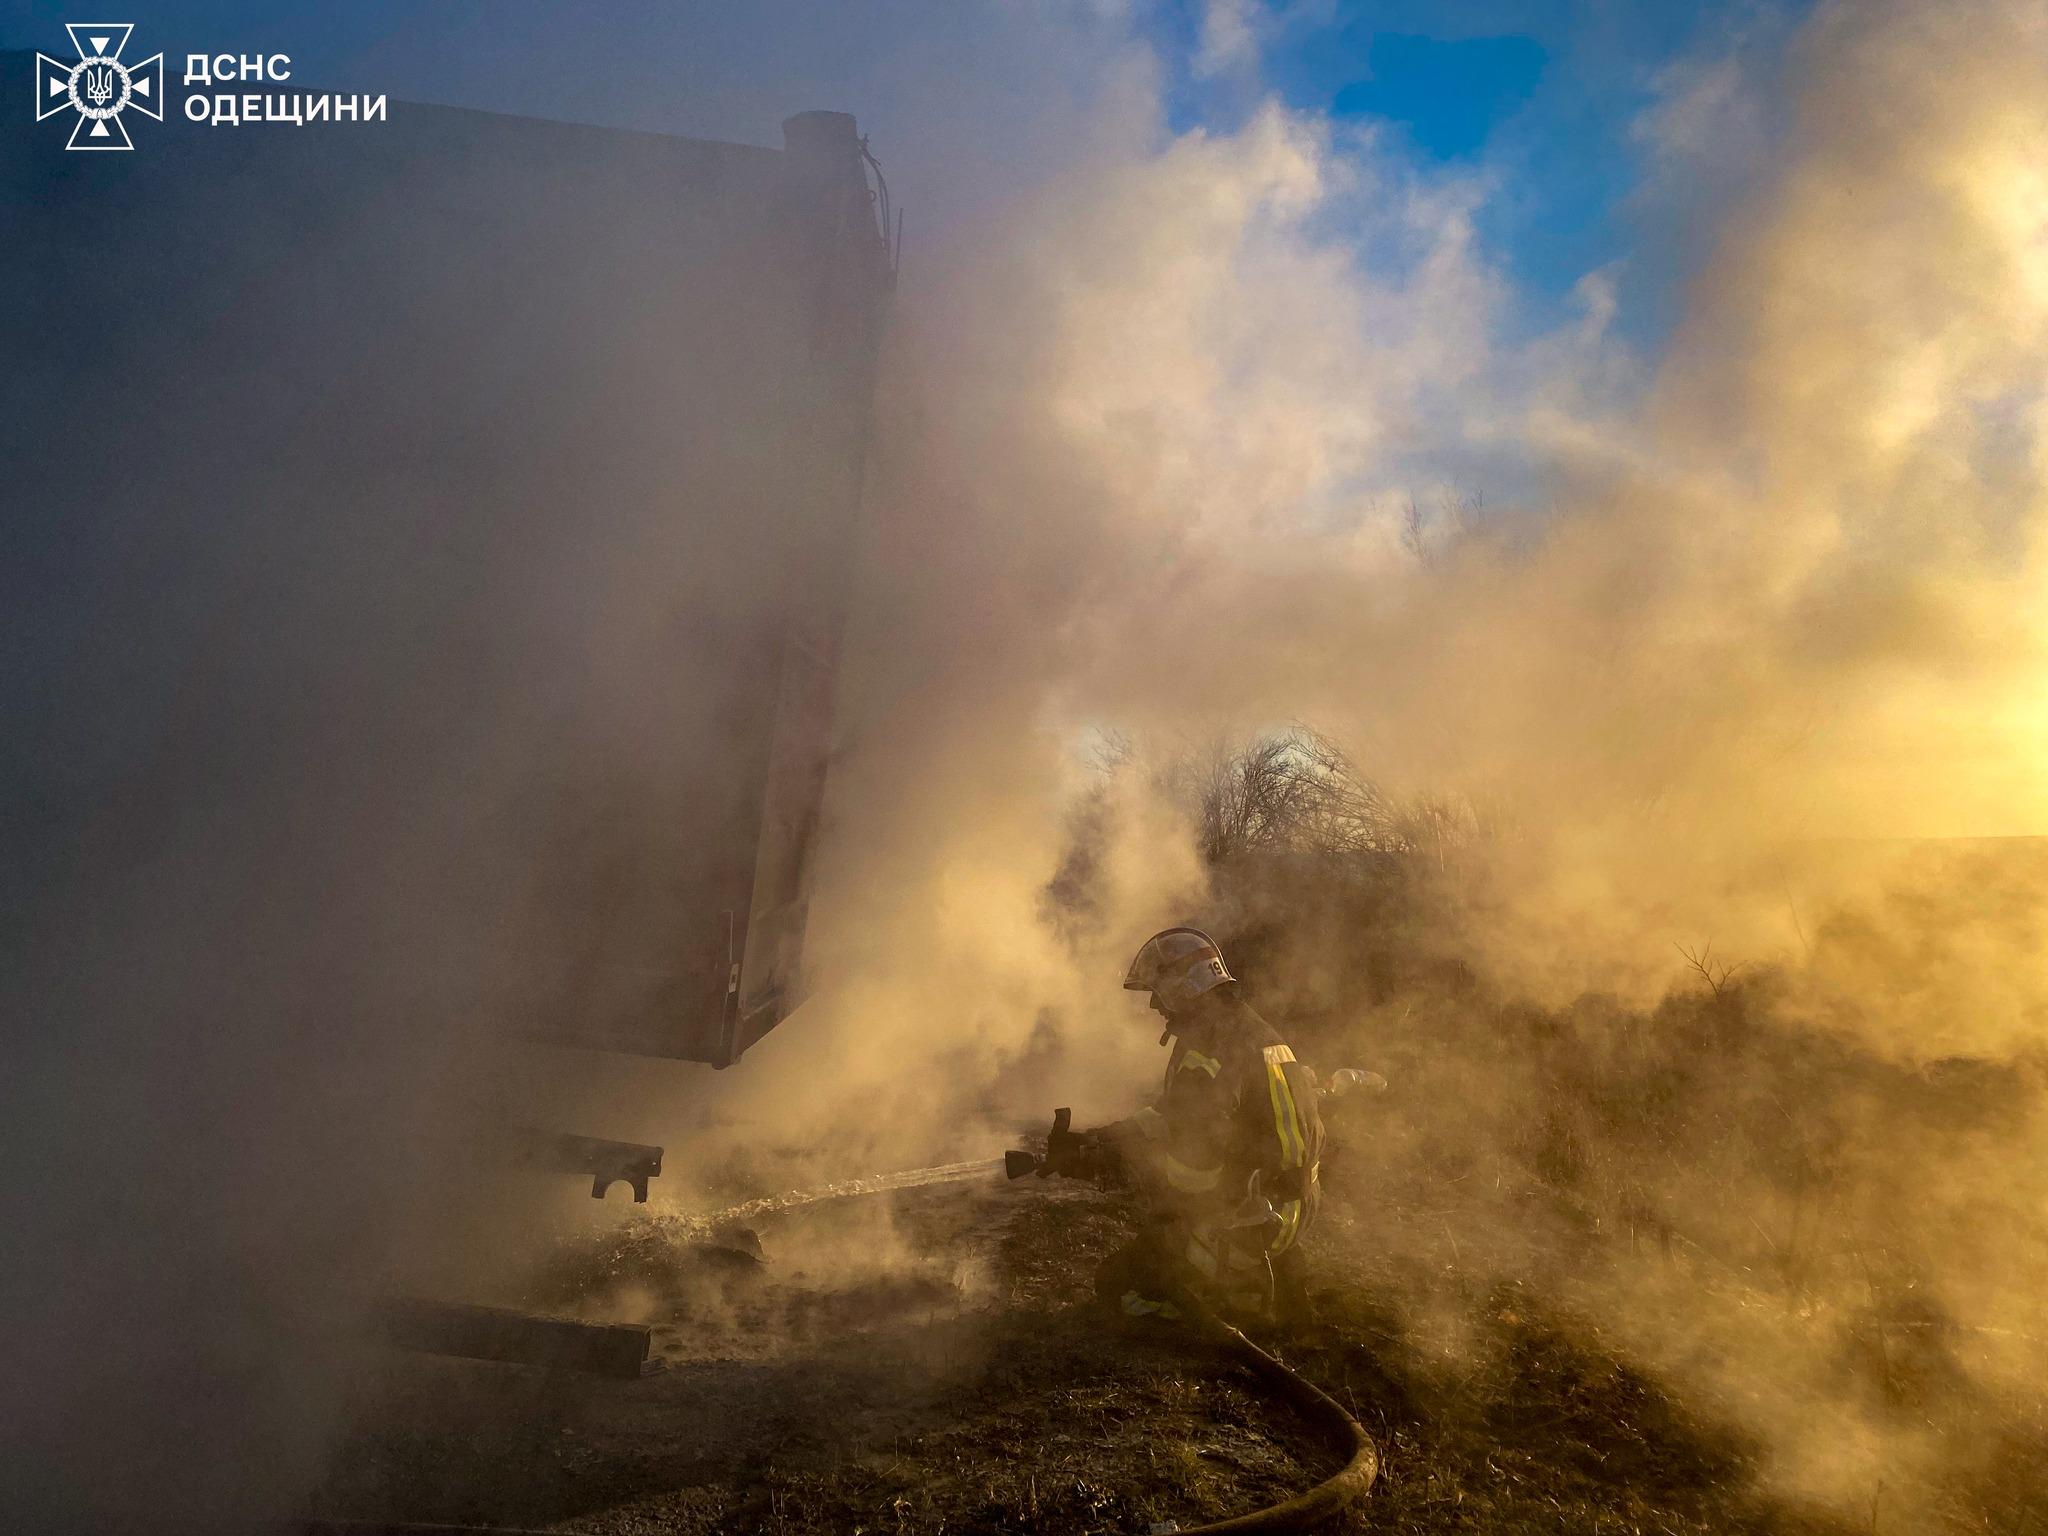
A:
[36, 23, 163, 151]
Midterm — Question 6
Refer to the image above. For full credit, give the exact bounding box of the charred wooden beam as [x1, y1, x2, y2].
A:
[376, 1298, 654, 1378]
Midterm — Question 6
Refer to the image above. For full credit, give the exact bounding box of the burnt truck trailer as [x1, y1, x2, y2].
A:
[3, 67, 894, 1085]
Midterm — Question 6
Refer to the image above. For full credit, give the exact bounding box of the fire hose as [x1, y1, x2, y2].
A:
[1007, 1106, 1380, 1532]
[1164, 1289, 1379, 1533]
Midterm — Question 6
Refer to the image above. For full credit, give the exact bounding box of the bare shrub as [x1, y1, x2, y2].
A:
[1163, 726, 1485, 868]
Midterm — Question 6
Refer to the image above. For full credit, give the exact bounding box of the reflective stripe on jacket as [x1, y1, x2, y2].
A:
[1155, 990, 1323, 1255]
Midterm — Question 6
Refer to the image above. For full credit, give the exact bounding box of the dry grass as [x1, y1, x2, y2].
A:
[313, 737, 2048, 1533]
[312, 1171, 1890, 1534]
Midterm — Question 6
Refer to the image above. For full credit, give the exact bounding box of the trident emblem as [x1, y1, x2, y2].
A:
[35, 23, 163, 151]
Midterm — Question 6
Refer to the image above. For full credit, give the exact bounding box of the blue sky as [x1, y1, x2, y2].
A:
[4, 1, 1803, 349]
[1147, 1, 1806, 342]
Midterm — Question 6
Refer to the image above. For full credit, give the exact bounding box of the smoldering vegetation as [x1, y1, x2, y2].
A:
[330, 724, 2048, 1533]
[1037, 729, 2048, 1528]
[320, 760, 2048, 1534]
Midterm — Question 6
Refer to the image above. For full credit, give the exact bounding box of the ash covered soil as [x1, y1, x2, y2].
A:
[311, 1172, 1886, 1534]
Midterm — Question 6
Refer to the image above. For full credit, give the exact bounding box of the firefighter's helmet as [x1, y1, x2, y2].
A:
[1123, 927, 1235, 1011]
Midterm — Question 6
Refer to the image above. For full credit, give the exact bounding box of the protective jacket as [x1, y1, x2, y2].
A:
[1109, 988, 1323, 1318]
[1155, 991, 1321, 1236]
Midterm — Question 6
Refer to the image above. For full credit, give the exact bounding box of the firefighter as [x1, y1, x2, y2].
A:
[1051, 927, 1324, 1326]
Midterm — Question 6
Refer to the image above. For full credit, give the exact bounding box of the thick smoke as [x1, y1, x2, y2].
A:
[5, 0, 2044, 1526]
[0, 6, 1155, 1526]
[726, 0, 2048, 1519]
[777, 0, 2047, 1102]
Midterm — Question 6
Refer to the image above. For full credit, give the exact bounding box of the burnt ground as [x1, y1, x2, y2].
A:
[308, 1172, 1900, 1536]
